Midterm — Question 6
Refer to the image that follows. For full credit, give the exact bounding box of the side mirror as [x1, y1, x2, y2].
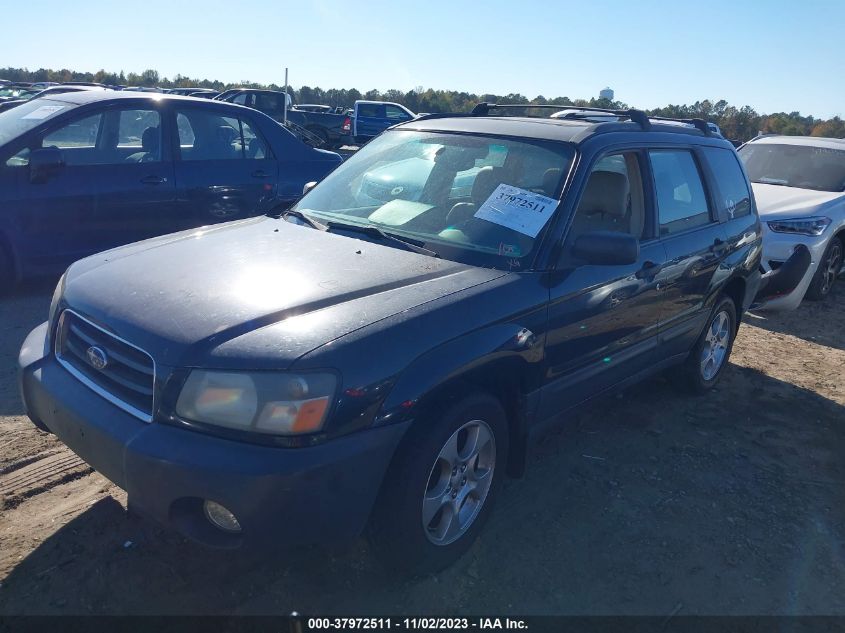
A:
[302, 181, 318, 195]
[29, 147, 64, 184]
[571, 231, 639, 266]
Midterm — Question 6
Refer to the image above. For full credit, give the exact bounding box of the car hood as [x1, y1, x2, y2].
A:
[62, 216, 506, 368]
[752, 183, 844, 218]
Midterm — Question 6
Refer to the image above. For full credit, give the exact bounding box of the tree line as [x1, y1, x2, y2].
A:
[3, 66, 843, 142]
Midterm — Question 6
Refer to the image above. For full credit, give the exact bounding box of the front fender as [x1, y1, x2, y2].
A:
[375, 322, 544, 426]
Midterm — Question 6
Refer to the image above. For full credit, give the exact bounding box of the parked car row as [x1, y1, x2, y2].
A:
[212, 87, 416, 149]
[0, 80, 419, 150]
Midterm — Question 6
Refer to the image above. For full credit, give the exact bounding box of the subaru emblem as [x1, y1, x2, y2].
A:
[85, 346, 108, 371]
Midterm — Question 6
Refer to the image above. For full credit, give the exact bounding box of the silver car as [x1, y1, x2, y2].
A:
[739, 135, 845, 308]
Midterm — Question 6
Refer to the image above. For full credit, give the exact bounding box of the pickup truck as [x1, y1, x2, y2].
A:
[290, 100, 416, 149]
[216, 90, 415, 149]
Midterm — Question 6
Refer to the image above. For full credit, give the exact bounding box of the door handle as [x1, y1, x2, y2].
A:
[635, 261, 663, 279]
[711, 238, 729, 255]
[140, 175, 166, 185]
[251, 170, 269, 179]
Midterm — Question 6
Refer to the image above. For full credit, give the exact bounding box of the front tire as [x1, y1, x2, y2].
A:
[367, 393, 508, 576]
[674, 296, 737, 394]
[805, 237, 842, 301]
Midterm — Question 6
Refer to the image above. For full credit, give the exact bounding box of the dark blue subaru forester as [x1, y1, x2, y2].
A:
[20, 103, 775, 575]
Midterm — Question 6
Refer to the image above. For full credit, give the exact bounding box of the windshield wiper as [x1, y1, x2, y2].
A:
[280, 208, 328, 231]
[324, 220, 438, 257]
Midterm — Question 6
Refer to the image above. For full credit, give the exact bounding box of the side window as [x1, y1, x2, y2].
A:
[702, 147, 752, 220]
[176, 108, 265, 161]
[254, 93, 283, 114]
[569, 152, 646, 242]
[385, 105, 410, 121]
[241, 118, 269, 159]
[649, 150, 711, 236]
[116, 109, 161, 162]
[43, 113, 103, 151]
[231, 93, 248, 105]
[177, 113, 196, 149]
[358, 104, 384, 118]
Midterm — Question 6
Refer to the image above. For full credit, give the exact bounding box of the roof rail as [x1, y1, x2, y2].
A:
[649, 115, 712, 136]
[471, 102, 652, 130]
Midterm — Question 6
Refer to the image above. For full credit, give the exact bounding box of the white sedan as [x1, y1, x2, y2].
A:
[739, 135, 845, 309]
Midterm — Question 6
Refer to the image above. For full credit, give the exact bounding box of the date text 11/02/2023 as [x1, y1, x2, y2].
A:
[306, 617, 529, 630]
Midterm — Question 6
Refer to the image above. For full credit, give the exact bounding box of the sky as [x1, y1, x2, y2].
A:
[3, 0, 843, 119]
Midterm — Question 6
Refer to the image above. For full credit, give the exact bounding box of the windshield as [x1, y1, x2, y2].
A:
[739, 143, 845, 192]
[294, 130, 574, 270]
[0, 98, 74, 146]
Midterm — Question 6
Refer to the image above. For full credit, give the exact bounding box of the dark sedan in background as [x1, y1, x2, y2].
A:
[0, 91, 342, 289]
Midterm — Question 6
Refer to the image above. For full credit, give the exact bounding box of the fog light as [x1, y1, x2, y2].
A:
[203, 500, 242, 533]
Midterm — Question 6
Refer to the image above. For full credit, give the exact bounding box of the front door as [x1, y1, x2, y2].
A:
[540, 150, 667, 421]
[5, 104, 176, 273]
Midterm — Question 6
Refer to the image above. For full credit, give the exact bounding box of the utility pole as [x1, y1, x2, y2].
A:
[283, 67, 289, 125]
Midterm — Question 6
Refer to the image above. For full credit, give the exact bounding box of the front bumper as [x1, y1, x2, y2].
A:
[756, 225, 828, 310]
[19, 322, 409, 549]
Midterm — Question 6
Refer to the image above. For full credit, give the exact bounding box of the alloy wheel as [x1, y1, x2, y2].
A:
[700, 310, 731, 381]
[820, 241, 843, 296]
[422, 419, 496, 546]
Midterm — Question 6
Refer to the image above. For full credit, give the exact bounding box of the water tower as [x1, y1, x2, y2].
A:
[599, 87, 614, 101]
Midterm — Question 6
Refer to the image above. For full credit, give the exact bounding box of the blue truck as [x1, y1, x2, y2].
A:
[215, 89, 416, 149]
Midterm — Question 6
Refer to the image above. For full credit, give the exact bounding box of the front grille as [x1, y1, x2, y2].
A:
[55, 310, 155, 422]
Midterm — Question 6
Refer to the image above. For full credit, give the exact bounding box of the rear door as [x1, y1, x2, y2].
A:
[540, 150, 668, 419]
[172, 105, 278, 225]
[647, 147, 729, 357]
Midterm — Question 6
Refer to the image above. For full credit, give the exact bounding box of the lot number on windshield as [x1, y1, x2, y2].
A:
[474, 184, 558, 238]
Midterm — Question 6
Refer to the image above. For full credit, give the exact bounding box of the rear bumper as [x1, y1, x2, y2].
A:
[19, 322, 409, 549]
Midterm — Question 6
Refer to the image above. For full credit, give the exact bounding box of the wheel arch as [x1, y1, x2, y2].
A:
[720, 276, 746, 331]
[377, 325, 543, 479]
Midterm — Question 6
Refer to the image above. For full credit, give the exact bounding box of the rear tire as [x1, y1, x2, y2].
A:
[805, 237, 842, 301]
[367, 393, 508, 577]
[673, 296, 737, 394]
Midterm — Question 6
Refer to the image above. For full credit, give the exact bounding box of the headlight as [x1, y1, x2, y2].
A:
[767, 216, 831, 236]
[175, 370, 336, 436]
[48, 272, 66, 326]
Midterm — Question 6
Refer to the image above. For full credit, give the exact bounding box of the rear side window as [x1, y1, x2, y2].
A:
[703, 147, 752, 220]
[649, 150, 711, 236]
[176, 109, 268, 160]
[358, 104, 385, 118]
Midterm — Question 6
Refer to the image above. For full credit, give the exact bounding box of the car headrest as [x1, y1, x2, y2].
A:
[141, 127, 159, 153]
[217, 125, 237, 144]
[578, 171, 628, 217]
[471, 166, 505, 204]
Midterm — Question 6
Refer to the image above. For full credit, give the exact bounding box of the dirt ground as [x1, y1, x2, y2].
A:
[1, 278, 844, 616]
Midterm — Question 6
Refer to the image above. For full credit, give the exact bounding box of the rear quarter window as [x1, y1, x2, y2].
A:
[702, 147, 753, 220]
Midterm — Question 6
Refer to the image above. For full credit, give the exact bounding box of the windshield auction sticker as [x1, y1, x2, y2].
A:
[21, 105, 65, 120]
[474, 184, 558, 238]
